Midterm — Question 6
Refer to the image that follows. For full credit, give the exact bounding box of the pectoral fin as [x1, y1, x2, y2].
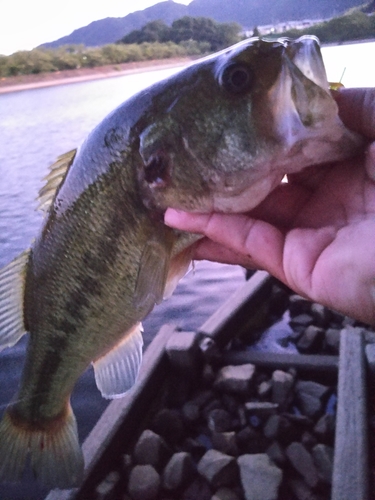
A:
[163, 246, 194, 299]
[93, 323, 143, 399]
[0, 250, 29, 352]
[37, 149, 76, 213]
[133, 240, 171, 315]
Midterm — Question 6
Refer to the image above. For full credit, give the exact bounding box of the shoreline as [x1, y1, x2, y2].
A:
[0, 57, 193, 95]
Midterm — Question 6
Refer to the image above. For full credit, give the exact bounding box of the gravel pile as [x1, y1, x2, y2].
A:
[92, 285, 375, 500]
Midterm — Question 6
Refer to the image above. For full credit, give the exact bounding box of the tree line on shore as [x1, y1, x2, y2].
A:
[274, 10, 375, 43]
[0, 16, 241, 78]
[1, 10, 374, 79]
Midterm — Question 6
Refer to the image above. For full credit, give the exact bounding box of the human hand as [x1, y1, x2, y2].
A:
[165, 88, 375, 325]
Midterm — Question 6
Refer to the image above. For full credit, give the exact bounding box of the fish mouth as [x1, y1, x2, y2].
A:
[282, 35, 329, 91]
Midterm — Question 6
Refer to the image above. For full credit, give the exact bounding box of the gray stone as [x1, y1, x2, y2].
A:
[166, 330, 199, 369]
[151, 408, 185, 445]
[257, 380, 272, 398]
[182, 400, 200, 422]
[128, 465, 160, 500]
[301, 431, 317, 449]
[212, 432, 239, 457]
[286, 442, 319, 488]
[289, 313, 314, 329]
[313, 413, 335, 441]
[162, 452, 195, 491]
[296, 392, 323, 419]
[295, 380, 330, 419]
[288, 295, 312, 316]
[182, 476, 212, 500]
[305, 380, 331, 400]
[288, 478, 319, 500]
[237, 454, 283, 500]
[244, 401, 278, 417]
[211, 487, 241, 500]
[296, 325, 324, 353]
[325, 328, 341, 354]
[310, 302, 331, 327]
[312, 444, 333, 484]
[197, 449, 238, 488]
[207, 408, 233, 433]
[263, 415, 281, 440]
[95, 471, 120, 499]
[271, 370, 294, 407]
[266, 441, 286, 466]
[214, 364, 256, 394]
[133, 429, 171, 470]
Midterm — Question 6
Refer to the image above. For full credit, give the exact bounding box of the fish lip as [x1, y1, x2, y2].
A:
[282, 35, 329, 92]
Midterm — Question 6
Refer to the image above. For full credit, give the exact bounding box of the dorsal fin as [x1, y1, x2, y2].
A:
[37, 149, 77, 213]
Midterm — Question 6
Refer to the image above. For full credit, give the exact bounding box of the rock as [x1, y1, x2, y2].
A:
[183, 437, 207, 460]
[192, 389, 215, 409]
[244, 401, 279, 417]
[236, 426, 269, 454]
[295, 380, 330, 419]
[312, 444, 333, 484]
[325, 328, 341, 354]
[211, 487, 241, 500]
[133, 429, 171, 471]
[197, 449, 238, 488]
[257, 380, 272, 398]
[181, 476, 212, 500]
[266, 441, 286, 466]
[162, 452, 195, 491]
[301, 431, 318, 449]
[214, 364, 256, 394]
[296, 325, 324, 353]
[128, 465, 160, 500]
[221, 394, 239, 414]
[95, 471, 120, 499]
[286, 442, 319, 488]
[211, 431, 239, 457]
[263, 414, 281, 440]
[288, 295, 312, 316]
[207, 408, 233, 433]
[310, 303, 332, 327]
[271, 370, 294, 408]
[313, 413, 335, 441]
[202, 363, 216, 384]
[166, 330, 200, 369]
[295, 392, 323, 419]
[289, 313, 314, 329]
[182, 400, 200, 423]
[288, 478, 319, 500]
[151, 408, 185, 445]
[237, 454, 283, 500]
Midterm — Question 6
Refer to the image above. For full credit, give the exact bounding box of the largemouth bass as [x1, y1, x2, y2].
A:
[0, 36, 363, 489]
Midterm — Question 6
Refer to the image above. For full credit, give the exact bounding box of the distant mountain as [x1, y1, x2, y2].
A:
[40, 0, 366, 49]
[41, 1, 188, 48]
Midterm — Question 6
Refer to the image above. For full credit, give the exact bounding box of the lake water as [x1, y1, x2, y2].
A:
[0, 40, 374, 499]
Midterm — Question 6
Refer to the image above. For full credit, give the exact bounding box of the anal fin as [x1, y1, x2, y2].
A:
[93, 323, 143, 399]
[0, 250, 29, 352]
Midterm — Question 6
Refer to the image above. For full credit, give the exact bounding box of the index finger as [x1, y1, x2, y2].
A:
[334, 88, 375, 140]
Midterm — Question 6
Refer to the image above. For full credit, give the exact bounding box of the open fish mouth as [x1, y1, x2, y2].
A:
[282, 35, 329, 91]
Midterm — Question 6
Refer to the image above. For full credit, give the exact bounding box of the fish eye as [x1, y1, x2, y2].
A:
[219, 63, 254, 94]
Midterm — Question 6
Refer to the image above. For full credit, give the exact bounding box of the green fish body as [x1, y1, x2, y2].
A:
[0, 36, 363, 489]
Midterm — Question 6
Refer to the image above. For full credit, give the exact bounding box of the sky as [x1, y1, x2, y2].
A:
[0, 0, 192, 56]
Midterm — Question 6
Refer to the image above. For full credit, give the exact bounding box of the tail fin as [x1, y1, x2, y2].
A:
[0, 404, 84, 489]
